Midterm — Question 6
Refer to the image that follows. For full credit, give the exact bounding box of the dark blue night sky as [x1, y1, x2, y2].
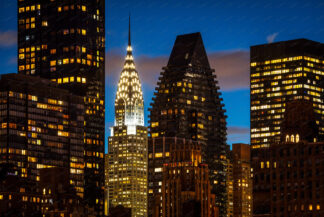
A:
[1, 0, 324, 149]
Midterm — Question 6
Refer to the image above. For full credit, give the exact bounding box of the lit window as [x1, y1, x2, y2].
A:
[42, 21, 48, 27]
[63, 59, 69, 64]
[50, 60, 56, 66]
[151, 122, 159, 127]
[155, 153, 163, 158]
[296, 134, 300, 143]
[154, 168, 162, 173]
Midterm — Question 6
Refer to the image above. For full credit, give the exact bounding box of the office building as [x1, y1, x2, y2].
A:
[250, 39, 324, 149]
[0, 73, 84, 197]
[0, 164, 94, 217]
[0, 163, 41, 217]
[148, 32, 227, 217]
[17, 1, 106, 213]
[107, 19, 148, 217]
[252, 100, 324, 217]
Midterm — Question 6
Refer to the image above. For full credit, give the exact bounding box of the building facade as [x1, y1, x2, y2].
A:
[250, 39, 324, 149]
[0, 74, 87, 216]
[0, 164, 95, 217]
[252, 100, 324, 217]
[231, 143, 252, 217]
[226, 156, 233, 217]
[0, 163, 41, 217]
[159, 141, 218, 217]
[107, 20, 148, 217]
[148, 32, 228, 217]
[252, 141, 324, 217]
[17, 1, 106, 213]
[0, 74, 84, 196]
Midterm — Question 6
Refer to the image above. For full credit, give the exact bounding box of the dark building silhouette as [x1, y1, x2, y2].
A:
[40, 167, 96, 217]
[17, 1, 105, 214]
[157, 141, 218, 217]
[148, 32, 227, 217]
[250, 39, 324, 149]
[108, 205, 132, 217]
[0, 74, 84, 197]
[0, 163, 42, 217]
[252, 100, 324, 217]
[0, 165, 93, 217]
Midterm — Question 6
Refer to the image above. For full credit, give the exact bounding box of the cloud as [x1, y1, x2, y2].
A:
[227, 126, 250, 144]
[266, 32, 279, 44]
[209, 50, 250, 90]
[0, 31, 17, 47]
[106, 50, 249, 91]
[227, 126, 250, 135]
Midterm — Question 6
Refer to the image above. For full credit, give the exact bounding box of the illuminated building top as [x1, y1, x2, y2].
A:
[114, 16, 144, 130]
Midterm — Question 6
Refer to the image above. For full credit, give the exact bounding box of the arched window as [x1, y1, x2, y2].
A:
[291, 135, 295, 143]
[296, 134, 300, 143]
[286, 135, 290, 142]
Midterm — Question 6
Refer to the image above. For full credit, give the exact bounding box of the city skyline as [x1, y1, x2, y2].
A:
[0, 1, 324, 217]
[1, 0, 324, 147]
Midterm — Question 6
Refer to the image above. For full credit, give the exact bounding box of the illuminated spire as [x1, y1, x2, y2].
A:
[114, 16, 144, 129]
[128, 14, 131, 46]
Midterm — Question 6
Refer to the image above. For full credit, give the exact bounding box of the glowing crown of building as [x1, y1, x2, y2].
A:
[114, 16, 144, 128]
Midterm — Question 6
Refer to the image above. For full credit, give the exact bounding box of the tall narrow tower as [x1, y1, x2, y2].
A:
[148, 33, 228, 217]
[17, 1, 105, 214]
[107, 17, 148, 217]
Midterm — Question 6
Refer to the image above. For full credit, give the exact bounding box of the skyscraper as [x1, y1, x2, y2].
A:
[17, 1, 105, 213]
[252, 100, 324, 217]
[0, 74, 85, 215]
[107, 18, 148, 217]
[148, 33, 227, 217]
[250, 39, 324, 149]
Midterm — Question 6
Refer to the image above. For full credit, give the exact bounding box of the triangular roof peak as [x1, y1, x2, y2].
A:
[167, 32, 210, 68]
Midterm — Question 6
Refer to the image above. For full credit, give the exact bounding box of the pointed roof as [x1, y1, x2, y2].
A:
[128, 14, 131, 46]
[167, 32, 210, 68]
[114, 16, 144, 127]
